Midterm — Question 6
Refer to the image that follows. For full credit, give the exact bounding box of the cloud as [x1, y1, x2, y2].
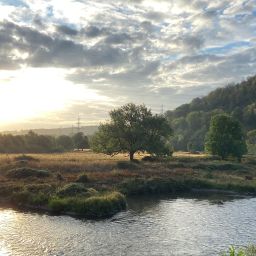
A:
[56, 24, 78, 36]
[0, 21, 130, 68]
[83, 25, 105, 38]
[0, 0, 256, 129]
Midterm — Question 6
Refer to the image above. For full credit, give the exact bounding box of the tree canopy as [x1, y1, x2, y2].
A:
[72, 132, 89, 150]
[0, 131, 90, 153]
[91, 103, 173, 160]
[205, 114, 247, 160]
[166, 75, 256, 152]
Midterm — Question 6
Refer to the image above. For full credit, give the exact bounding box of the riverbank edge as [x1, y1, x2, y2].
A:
[0, 177, 255, 219]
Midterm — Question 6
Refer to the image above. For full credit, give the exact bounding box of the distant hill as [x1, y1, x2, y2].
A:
[166, 75, 256, 151]
[1, 126, 98, 137]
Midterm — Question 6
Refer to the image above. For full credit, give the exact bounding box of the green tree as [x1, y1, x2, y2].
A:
[56, 135, 74, 151]
[72, 132, 89, 150]
[205, 114, 247, 161]
[91, 103, 173, 161]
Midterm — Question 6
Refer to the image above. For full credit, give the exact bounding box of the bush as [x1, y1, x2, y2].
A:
[14, 154, 39, 162]
[6, 168, 50, 179]
[73, 192, 126, 218]
[48, 192, 127, 218]
[11, 190, 49, 206]
[48, 197, 69, 213]
[56, 183, 88, 197]
[76, 173, 89, 183]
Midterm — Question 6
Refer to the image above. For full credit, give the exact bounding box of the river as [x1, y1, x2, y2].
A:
[0, 193, 256, 256]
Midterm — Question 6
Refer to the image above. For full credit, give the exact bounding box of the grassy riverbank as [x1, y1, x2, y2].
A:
[0, 152, 256, 218]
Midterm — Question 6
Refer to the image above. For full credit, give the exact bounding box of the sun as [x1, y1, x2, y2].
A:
[0, 68, 105, 126]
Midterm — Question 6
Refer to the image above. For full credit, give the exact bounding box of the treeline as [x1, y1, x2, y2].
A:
[0, 131, 89, 153]
[165, 75, 256, 152]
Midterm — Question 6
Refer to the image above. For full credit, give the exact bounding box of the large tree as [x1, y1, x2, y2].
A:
[72, 132, 89, 150]
[56, 135, 74, 151]
[205, 114, 247, 161]
[91, 103, 173, 160]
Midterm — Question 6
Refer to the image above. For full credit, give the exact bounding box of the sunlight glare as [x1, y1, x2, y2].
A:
[0, 68, 105, 125]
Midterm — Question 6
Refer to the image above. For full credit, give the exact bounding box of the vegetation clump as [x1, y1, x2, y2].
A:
[48, 191, 126, 218]
[14, 154, 39, 162]
[222, 245, 256, 256]
[56, 183, 90, 197]
[6, 167, 50, 179]
[119, 178, 191, 195]
[11, 189, 50, 206]
[75, 173, 89, 183]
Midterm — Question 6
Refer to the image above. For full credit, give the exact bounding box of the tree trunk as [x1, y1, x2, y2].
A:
[129, 151, 135, 161]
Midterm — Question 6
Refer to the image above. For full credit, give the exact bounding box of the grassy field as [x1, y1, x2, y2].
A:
[0, 151, 256, 218]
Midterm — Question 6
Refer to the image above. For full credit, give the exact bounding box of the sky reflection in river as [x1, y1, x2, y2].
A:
[0, 194, 256, 256]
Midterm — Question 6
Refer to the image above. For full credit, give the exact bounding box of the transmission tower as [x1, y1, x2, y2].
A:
[77, 115, 81, 133]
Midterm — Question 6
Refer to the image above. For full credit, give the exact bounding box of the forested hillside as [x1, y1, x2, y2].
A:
[165, 76, 256, 151]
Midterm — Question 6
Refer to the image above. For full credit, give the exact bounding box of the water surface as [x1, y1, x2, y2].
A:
[1, 194, 256, 256]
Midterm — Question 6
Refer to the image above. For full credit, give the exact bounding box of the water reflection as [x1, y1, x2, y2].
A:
[0, 194, 255, 256]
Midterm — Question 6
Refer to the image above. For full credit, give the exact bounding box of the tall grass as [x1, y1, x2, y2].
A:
[222, 245, 256, 256]
[48, 191, 126, 218]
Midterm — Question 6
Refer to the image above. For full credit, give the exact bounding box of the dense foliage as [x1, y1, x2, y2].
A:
[205, 114, 247, 160]
[166, 76, 256, 151]
[0, 131, 89, 153]
[91, 103, 173, 160]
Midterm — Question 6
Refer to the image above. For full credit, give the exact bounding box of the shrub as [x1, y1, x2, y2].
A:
[76, 173, 89, 183]
[10, 189, 49, 206]
[14, 154, 39, 162]
[48, 197, 70, 213]
[56, 183, 88, 197]
[6, 168, 50, 179]
[48, 192, 127, 218]
[72, 192, 126, 218]
[29, 192, 49, 205]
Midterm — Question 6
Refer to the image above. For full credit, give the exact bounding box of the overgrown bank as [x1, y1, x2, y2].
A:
[1, 152, 256, 219]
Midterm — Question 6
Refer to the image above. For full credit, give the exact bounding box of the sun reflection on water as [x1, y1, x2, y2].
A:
[0, 209, 16, 256]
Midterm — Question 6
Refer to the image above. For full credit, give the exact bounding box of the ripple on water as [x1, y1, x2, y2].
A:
[0, 196, 256, 256]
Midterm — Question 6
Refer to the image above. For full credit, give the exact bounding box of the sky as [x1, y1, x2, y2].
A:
[0, 0, 256, 131]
